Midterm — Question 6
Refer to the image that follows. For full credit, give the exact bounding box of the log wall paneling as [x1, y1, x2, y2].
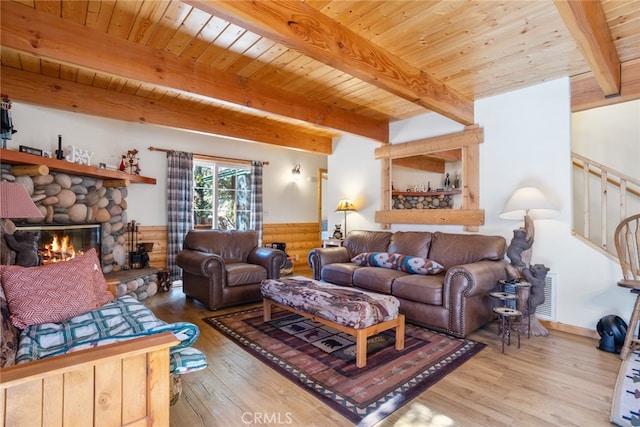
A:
[137, 225, 168, 270]
[263, 222, 321, 270]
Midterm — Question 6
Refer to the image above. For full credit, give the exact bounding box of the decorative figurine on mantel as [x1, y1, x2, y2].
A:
[121, 149, 141, 175]
[444, 173, 451, 190]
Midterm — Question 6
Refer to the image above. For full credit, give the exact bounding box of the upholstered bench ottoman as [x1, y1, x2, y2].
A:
[260, 276, 405, 368]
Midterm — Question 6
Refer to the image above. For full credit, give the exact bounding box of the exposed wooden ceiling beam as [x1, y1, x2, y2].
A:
[0, 1, 386, 143]
[571, 58, 640, 112]
[188, 0, 475, 126]
[554, 0, 621, 96]
[375, 127, 483, 160]
[2, 66, 331, 153]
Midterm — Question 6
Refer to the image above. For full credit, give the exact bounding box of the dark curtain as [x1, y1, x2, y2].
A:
[167, 151, 193, 281]
[250, 161, 264, 245]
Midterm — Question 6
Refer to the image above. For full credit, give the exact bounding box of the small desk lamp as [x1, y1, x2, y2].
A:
[335, 199, 357, 239]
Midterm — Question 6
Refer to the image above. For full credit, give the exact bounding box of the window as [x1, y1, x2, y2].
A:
[193, 161, 251, 230]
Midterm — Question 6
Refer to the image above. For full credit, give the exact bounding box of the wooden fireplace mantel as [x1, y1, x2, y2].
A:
[0, 149, 156, 185]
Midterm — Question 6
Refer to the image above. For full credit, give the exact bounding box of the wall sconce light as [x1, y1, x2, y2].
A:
[291, 164, 301, 181]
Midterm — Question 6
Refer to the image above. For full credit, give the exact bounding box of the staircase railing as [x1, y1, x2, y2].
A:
[572, 152, 640, 258]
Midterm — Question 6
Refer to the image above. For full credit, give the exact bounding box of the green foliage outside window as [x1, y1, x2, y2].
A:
[193, 163, 251, 230]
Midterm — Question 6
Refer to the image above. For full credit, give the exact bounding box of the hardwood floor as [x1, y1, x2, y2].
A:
[143, 277, 621, 427]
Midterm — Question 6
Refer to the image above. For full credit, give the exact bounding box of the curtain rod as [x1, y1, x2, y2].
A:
[148, 146, 269, 166]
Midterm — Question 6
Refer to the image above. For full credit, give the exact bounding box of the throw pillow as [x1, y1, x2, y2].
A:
[351, 252, 444, 275]
[0, 253, 105, 329]
[81, 249, 115, 305]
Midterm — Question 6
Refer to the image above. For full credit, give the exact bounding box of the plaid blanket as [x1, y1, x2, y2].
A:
[16, 296, 207, 374]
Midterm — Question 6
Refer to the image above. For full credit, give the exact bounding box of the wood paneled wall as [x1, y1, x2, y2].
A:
[137, 225, 168, 270]
[263, 222, 322, 270]
[138, 223, 321, 271]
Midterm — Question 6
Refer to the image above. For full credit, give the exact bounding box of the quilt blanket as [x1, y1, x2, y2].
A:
[16, 296, 207, 374]
[261, 276, 399, 329]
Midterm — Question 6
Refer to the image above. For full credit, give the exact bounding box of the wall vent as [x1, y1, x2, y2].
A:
[536, 272, 557, 321]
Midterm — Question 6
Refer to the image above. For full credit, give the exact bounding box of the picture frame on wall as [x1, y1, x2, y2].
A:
[19, 145, 43, 156]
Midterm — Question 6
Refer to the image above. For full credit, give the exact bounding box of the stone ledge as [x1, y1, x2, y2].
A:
[104, 267, 159, 300]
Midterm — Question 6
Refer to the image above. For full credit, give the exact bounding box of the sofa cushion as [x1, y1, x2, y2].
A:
[392, 274, 444, 305]
[351, 252, 443, 275]
[183, 230, 258, 263]
[428, 232, 507, 270]
[353, 267, 406, 294]
[226, 263, 267, 287]
[0, 257, 101, 329]
[388, 231, 433, 258]
[343, 230, 392, 259]
[321, 263, 360, 286]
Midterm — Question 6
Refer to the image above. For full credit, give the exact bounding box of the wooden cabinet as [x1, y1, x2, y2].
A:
[0, 149, 156, 185]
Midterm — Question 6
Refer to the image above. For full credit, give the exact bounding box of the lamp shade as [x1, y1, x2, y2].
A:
[499, 186, 558, 220]
[335, 199, 357, 212]
[0, 182, 44, 219]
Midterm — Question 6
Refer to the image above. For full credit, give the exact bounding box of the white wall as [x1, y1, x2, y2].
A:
[570, 100, 640, 246]
[572, 100, 640, 178]
[7, 103, 327, 226]
[327, 78, 631, 331]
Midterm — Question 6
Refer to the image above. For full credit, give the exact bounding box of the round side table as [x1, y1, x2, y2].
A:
[492, 306, 522, 353]
[497, 280, 532, 339]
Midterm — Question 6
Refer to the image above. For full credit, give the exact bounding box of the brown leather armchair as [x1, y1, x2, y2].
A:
[176, 230, 286, 310]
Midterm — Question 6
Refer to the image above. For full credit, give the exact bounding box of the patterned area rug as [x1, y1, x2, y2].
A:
[612, 350, 640, 426]
[204, 306, 485, 425]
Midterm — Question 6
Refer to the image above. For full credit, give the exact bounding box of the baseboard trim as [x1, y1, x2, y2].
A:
[541, 319, 599, 339]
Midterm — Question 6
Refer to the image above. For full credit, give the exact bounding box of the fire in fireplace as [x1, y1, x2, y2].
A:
[14, 223, 102, 266]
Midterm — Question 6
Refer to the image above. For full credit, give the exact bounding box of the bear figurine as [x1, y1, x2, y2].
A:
[4, 231, 40, 267]
[506, 228, 533, 268]
[521, 263, 551, 336]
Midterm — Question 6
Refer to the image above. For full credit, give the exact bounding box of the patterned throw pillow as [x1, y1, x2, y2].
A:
[0, 250, 111, 329]
[81, 249, 115, 305]
[351, 252, 444, 275]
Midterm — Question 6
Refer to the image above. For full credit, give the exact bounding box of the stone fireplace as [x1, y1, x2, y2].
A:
[0, 165, 129, 275]
[1, 160, 162, 300]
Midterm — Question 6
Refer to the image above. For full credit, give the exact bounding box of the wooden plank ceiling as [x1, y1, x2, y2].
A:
[1, 0, 639, 155]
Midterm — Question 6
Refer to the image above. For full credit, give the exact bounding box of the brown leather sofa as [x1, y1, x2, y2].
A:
[176, 230, 286, 310]
[308, 230, 508, 337]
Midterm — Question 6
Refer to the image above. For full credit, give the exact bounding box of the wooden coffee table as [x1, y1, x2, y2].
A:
[263, 298, 405, 368]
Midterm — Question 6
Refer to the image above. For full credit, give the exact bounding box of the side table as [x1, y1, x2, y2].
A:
[498, 279, 532, 339]
[492, 306, 522, 353]
[322, 239, 344, 248]
[491, 280, 532, 354]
